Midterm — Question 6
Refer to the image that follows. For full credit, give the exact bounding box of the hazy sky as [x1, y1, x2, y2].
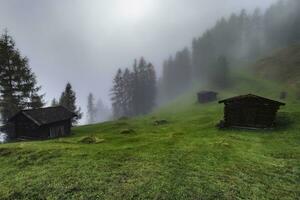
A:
[0, 0, 277, 123]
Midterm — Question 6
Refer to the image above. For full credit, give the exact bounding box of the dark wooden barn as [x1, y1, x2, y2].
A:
[219, 94, 285, 129]
[197, 91, 218, 103]
[7, 106, 76, 139]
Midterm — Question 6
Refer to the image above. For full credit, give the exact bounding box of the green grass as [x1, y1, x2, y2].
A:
[0, 76, 300, 200]
[252, 43, 300, 86]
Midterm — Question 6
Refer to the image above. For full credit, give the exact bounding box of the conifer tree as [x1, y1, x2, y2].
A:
[95, 98, 111, 122]
[51, 98, 58, 106]
[211, 56, 230, 89]
[87, 93, 97, 124]
[160, 48, 192, 102]
[111, 69, 124, 118]
[144, 62, 156, 113]
[123, 68, 133, 116]
[0, 31, 44, 122]
[59, 82, 82, 124]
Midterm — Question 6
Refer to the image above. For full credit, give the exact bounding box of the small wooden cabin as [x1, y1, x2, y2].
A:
[197, 91, 218, 103]
[8, 106, 76, 139]
[219, 94, 285, 129]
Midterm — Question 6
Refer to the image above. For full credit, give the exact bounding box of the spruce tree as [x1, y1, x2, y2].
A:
[0, 31, 44, 122]
[95, 98, 111, 122]
[51, 98, 58, 106]
[144, 62, 156, 113]
[87, 93, 97, 124]
[123, 68, 133, 116]
[211, 56, 230, 89]
[136, 57, 148, 114]
[59, 82, 82, 124]
[111, 69, 124, 118]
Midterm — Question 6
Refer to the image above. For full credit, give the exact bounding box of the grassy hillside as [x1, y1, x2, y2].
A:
[253, 43, 300, 86]
[0, 75, 300, 200]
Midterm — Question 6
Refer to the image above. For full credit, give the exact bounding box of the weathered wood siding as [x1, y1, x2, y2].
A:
[223, 101, 280, 128]
[14, 114, 42, 138]
[47, 119, 72, 138]
[11, 115, 72, 139]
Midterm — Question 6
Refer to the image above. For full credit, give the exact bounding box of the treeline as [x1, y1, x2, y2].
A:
[111, 58, 156, 118]
[160, 0, 300, 102]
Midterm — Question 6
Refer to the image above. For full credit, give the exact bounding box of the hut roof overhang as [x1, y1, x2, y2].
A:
[8, 106, 76, 126]
[218, 94, 285, 106]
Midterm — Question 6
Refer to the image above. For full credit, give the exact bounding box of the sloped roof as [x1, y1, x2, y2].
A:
[219, 94, 285, 106]
[9, 106, 76, 126]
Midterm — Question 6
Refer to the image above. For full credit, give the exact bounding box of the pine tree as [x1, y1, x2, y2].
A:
[123, 68, 133, 116]
[144, 62, 156, 113]
[87, 93, 97, 124]
[135, 58, 146, 115]
[0, 31, 44, 122]
[59, 82, 82, 124]
[211, 56, 230, 89]
[51, 98, 58, 106]
[160, 48, 192, 102]
[131, 59, 140, 115]
[95, 98, 111, 122]
[111, 69, 124, 118]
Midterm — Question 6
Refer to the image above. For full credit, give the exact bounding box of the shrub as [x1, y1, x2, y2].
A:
[79, 136, 104, 144]
[120, 129, 135, 134]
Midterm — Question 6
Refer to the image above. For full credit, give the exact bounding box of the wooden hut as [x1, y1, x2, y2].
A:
[197, 91, 218, 103]
[219, 94, 285, 129]
[7, 106, 76, 139]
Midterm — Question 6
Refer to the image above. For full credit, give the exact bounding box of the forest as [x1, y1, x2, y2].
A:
[159, 0, 300, 103]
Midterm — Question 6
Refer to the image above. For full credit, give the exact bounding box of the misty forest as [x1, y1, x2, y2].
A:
[0, 0, 300, 199]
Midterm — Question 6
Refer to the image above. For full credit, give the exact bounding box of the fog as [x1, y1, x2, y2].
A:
[0, 132, 7, 143]
[0, 0, 278, 124]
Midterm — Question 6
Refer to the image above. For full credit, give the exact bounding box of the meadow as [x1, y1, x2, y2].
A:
[0, 76, 299, 200]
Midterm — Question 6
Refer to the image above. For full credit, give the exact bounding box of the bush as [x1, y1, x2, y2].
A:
[120, 129, 135, 134]
[153, 120, 169, 126]
[79, 136, 104, 144]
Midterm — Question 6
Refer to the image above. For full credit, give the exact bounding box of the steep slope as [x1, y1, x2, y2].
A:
[253, 44, 300, 86]
[0, 76, 299, 199]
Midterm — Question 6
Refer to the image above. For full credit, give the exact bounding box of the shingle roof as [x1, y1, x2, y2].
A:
[219, 94, 285, 106]
[9, 106, 76, 126]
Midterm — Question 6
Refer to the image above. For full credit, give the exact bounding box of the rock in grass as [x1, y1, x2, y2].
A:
[214, 140, 231, 148]
[154, 120, 169, 126]
[79, 136, 105, 144]
[120, 129, 135, 134]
